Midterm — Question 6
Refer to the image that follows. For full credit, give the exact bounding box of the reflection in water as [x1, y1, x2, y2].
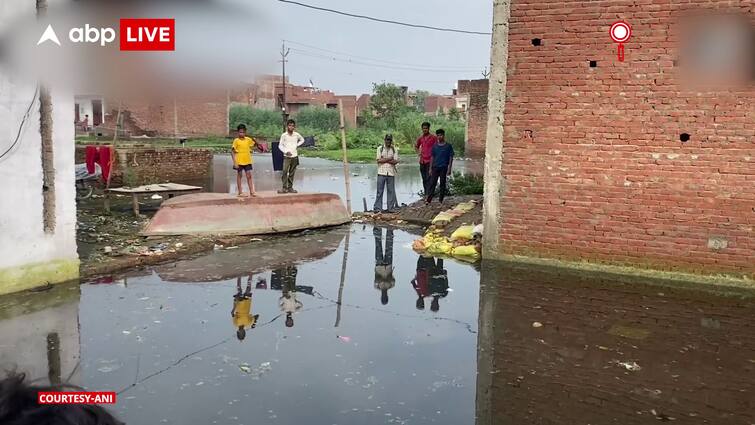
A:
[412, 257, 450, 312]
[373, 227, 395, 305]
[475, 261, 755, 425]
[231, 277, 258, 341]
[0, 282, 81, 387]
[275, 265, 303, 328]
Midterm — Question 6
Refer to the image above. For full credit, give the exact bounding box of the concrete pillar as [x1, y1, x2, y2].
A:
[481, 0, 511, 259]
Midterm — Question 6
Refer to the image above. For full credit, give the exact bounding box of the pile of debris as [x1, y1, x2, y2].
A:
[412, 200, 483, 262]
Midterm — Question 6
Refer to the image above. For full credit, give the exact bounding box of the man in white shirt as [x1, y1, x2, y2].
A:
[374, 134, 400, 212]
[278, 119, 305, 193]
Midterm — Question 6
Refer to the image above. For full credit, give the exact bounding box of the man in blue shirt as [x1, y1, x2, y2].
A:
[426, 129, 454, 204]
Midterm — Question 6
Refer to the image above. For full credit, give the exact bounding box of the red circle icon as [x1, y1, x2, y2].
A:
[610, 21, 632, 43]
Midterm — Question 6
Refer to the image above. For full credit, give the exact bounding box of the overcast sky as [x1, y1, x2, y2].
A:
[249, 0, 493, 95]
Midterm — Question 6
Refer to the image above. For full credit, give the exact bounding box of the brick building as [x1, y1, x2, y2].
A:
[103, 94, 229, 138]
[485, 1, 754, 278]
[423, 95, 458, 116]
[231, 76, 358, 127]
[457, 79, 489, 159]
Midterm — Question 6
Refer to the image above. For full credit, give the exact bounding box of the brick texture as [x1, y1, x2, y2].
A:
[76, 146, 212, 186]
[458, 79, 489, 159]
[105, 95, 228, 137]
[498, 0, 754, 276]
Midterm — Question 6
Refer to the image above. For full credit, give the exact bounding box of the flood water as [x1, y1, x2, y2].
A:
[4, 155, 755, 424]
[211, 154, 476, 209]
[1, 226, 481, 425]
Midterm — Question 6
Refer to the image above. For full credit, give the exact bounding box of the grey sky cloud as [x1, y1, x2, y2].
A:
[249, 0, 493, 95]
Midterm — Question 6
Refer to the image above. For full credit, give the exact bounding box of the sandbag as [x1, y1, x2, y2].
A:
[427, 241, 453, 255]
[431, 212, 454, 225]
[450, 225, 475, 241]
[412, 239, 426, 251]
[451, 245, 480, 261]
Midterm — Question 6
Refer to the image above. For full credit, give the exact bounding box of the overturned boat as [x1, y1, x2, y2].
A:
[142, 191, 351, 236]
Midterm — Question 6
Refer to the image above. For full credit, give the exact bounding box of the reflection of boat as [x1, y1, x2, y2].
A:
[142, 192, 350, 236]
[154, 227, 347, 283]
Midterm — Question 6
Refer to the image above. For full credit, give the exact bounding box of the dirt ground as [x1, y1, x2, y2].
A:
[77, 192, 264, 279]
[353, 195, 483, 237]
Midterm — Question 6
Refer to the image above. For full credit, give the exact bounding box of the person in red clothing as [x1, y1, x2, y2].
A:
[414, 121, 437, 195]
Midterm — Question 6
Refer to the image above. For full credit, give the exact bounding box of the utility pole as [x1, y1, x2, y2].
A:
[481, 67, 490, 78]
[280, 41, 290, 131]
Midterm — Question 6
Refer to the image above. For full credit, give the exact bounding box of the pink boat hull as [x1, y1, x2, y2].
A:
[142, 192, 351, 236]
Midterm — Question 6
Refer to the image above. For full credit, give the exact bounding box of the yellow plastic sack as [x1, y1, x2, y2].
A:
[427, 241, 453, 255]
[431, 212, 454, 225]
[450, 225, 475, 242]
[453, 201, 476, 213]
[451, 245, 480, 261]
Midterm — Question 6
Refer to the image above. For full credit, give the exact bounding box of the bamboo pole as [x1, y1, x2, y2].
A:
[106, 101, 122, 190]
[338, 99, 352, 215]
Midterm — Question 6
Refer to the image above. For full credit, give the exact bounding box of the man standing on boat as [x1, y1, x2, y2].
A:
[278, 119, 305, 194]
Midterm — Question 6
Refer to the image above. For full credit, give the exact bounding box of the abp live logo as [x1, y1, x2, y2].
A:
[120, 19, 175, 51]
[37, 18, 175, 51]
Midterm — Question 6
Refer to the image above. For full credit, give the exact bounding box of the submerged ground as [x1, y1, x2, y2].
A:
[2, 156, 753, 424]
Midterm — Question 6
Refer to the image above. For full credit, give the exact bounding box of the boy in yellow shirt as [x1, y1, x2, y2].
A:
[232, 276, 259, 341]
[231, 124, 264, 197]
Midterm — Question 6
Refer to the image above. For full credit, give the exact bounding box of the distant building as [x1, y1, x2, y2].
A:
[231, 75, 359, 127]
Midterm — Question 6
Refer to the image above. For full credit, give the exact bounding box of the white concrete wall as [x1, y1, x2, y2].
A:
[75, 95, 106, 127]
[0, 0, 79, 290]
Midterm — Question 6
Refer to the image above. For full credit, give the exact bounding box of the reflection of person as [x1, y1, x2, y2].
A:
[415, 121, 437, 195]
[373, 227, 395, 305]
[426, 129, 454, 204]
[276, 265, 302, 327]
[429, 258, 449, 312]
[411, 256, 435, 310]
[232, 277, 259, 341]
[374, 134, 400, 213]
[0, 373, 124, 425]
[278, 119, 305, 194]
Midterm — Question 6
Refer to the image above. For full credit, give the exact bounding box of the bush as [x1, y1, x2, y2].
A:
[449, 171, 484, 195]
[229, 106, 282, 139]
[394, 112, 465, 156]
[294, 106, 340, 132]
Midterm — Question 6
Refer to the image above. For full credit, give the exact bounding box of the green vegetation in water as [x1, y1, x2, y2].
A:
[449, 172, 484, 195]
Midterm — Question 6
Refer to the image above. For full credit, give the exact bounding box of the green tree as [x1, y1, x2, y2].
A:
[367, 83, 411, 127]
[447, 107, 463, 121]
[295, 106, 340, 132]
[412, 90, 430, 113]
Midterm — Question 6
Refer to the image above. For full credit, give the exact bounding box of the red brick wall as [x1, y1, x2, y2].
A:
[458, 79, 489, 159]
[499, 1, 754, 276]
[75, 146, 212, 186]
[105, 95, 228, 137]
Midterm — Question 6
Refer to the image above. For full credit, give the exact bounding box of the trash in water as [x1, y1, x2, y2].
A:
[616, 360, 642, 371]
[104, 246, 113, 254]
[175, 242, 184, 248]
[532, 322, 543, 328]
[122, 330, 131, 335]
[337, 335, 351, 343]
